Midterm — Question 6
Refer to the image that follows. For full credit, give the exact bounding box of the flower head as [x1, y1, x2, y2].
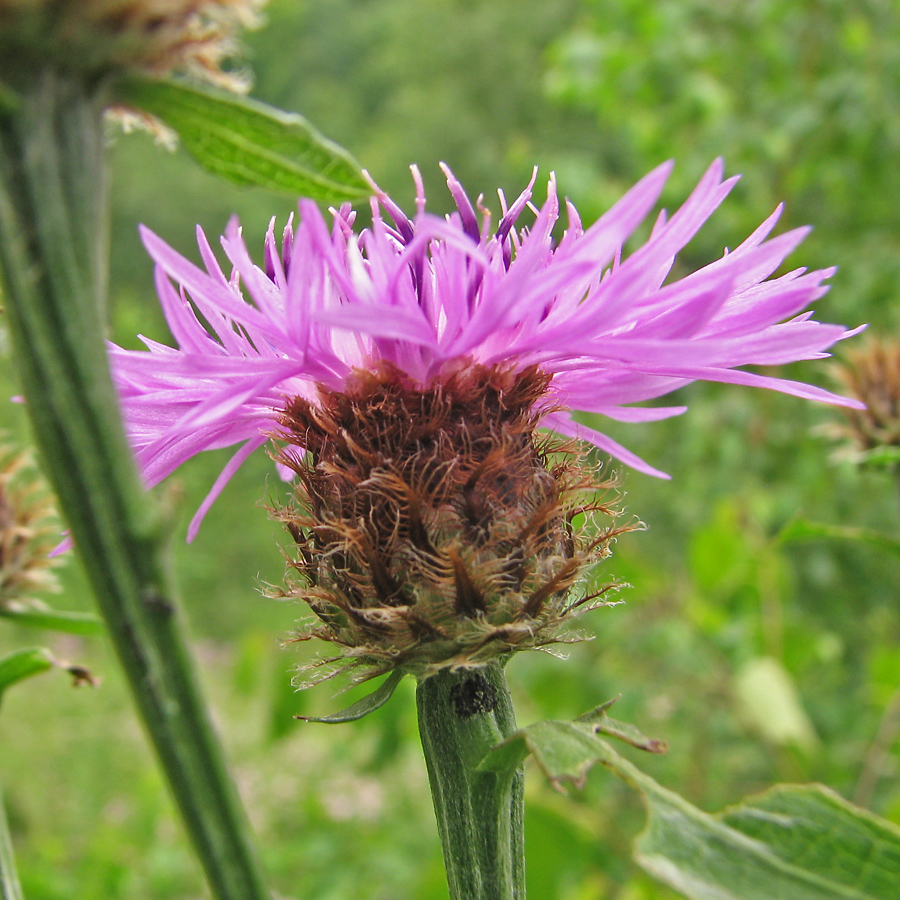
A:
[113, 159, 861, 539]
[0, 0, 262, 87]
[111, 161, 863, 677]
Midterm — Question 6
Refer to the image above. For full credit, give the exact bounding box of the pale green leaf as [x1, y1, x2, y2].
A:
[734, 657, 818, 751]
[114, 77, 370, 204]
[481, 718, 900, 899]
[297, 670, 404, 724]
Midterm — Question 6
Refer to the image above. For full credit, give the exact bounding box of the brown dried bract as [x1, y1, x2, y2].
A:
[0, 440, 62, 607]
[269, 363, 636, 682]
[832, 337, 900, 455]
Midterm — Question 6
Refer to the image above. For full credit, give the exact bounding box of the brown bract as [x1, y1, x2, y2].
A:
[832, 338, 900, 454]
[270, 363, 636, 683]
[0, 440, 62, 608]
[0, 0, 261, 87]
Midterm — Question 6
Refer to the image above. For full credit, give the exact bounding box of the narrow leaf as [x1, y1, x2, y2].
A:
[778, 518, 900, 558]
[0, 603, 103, 635]
[481, 717, 900, 899]
[0, 648, 53, 705]
[297, 670, 404, 724]
[114, 77, 370, 204]
[858, 446, 900, 468]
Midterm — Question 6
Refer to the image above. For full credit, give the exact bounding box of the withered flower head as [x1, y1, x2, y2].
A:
[0, 439, 62, 608]
[0, 0, 262, 88]
[831, 337, 900, 459]
[110, 162, 862, 678]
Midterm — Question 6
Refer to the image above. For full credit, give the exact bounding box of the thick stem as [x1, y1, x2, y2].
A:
[416, 662, 525, 900]
[0, 70, 270, 900]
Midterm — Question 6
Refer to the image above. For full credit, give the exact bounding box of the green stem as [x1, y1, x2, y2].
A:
[416, 662, 525, 900]
[0, 69, 270, 900]
[0, 789, 23, 900]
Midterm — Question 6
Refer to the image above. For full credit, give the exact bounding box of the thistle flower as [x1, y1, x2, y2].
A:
[110, 160, 863, 676]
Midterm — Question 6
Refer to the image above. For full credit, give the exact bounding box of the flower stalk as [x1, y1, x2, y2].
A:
[0, 68, 269, 900]
[417, 662, 525, 900]
[0, 788, 23, 900]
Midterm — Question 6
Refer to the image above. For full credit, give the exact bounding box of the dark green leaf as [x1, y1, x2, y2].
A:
[113, 77, 370, 204]
[481, 719, 900, 899]
[0, 648, 53, 705]
[297, 670, 405, 724]
[0, 603, 103, 636]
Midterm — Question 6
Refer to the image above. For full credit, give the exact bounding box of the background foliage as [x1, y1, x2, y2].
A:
[2, 0, 900, 897]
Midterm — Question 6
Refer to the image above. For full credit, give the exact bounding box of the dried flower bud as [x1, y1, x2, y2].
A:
[0, 0, 262, 88]
[270, 364, 635, 683]
[0, 439, 62, 607]
[830, 338, 900, 459]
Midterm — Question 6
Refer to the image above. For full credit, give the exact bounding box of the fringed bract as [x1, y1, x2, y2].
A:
[270, 363, 634, 682]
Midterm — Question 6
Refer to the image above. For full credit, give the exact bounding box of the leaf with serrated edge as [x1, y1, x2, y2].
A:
[114, 77, 370, 205]
[297, 670, 404, 724]
[481, 719, 900, 899]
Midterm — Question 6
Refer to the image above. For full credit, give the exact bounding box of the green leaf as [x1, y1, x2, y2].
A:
[576, 698, 668, 754]
[296, 670, 405, 724]
[113, 77, 370, 204]
[0, 603, 104, 636]
[733, 657, 818, 751]
[858, 446, 900, 468]
[479, 718, 618, 789]
[481, 719, 900, 899]
[778, 519, 900, 558]
[0, 647, 53, 705]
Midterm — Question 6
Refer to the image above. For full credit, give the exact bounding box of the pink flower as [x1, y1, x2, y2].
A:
[110, 160, 863, 540]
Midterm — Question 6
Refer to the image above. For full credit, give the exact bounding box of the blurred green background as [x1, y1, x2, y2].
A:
[3, 0, 900, 897]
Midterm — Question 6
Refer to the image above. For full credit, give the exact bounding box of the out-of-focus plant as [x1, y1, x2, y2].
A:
[0, 2, 366, 899]
[545, 0, 900, 326]
[2, 2, 899, 899]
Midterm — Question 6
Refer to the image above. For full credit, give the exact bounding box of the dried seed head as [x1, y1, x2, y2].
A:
[269, 363, 636, 683]
[0, 439, 62, 608]
[830, 338, 900, 458]
[0, 0, 262, 87]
